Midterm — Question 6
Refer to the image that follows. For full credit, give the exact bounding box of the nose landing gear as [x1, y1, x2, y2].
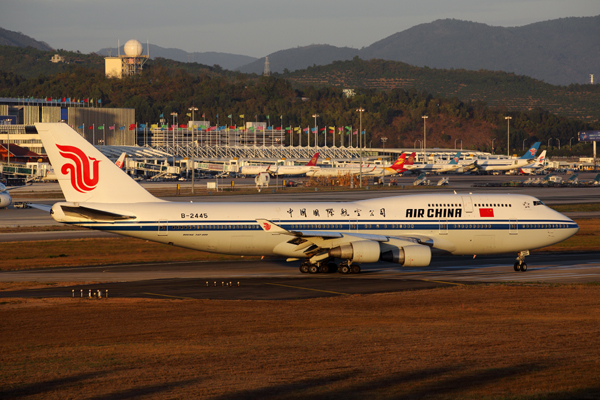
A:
[514, 250, 530, 272]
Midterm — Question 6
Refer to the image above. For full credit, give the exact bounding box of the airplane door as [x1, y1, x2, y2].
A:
[462, 196, 473, 213]
[439, 219, 448, 235]
[509, 220, 518, 235]
[158, 220, 168, 236]
[349, 219, 358, 231]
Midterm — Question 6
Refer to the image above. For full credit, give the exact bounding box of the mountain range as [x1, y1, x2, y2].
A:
[2, 15, 599, 85]
[95, 43, 257, 72]
[239, 16, 600, 86]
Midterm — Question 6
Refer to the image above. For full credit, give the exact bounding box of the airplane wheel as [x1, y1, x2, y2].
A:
[300, 264, 310, 273]
[520, 263, 528, 272]
[339, 264, 350, 274]
[514, 262, 520, 272]
[319, 263, 330, 274]
[351, 265, 361, 274]
[309, 264, 319, 274]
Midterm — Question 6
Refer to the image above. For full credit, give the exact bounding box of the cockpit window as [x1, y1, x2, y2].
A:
[533, 200, 544, 206]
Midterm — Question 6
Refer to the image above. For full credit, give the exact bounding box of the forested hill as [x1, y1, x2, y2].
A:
[0, 46, 225, 79]
[0, 27, 53, 51]
[1, 65, 598, 156]
[283, 58, 600, 122]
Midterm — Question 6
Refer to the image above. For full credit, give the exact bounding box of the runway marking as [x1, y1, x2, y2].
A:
[264, 283, 350, 296]
[142, 292, 195, 300]
[419, 279, 464, 286]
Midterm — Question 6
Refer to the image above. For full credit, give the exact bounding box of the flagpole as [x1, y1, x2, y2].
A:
[92, 123, 95, 145]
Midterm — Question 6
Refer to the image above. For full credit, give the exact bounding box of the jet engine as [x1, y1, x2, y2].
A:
[380, 244, 431, 267]
[329, 241, 381, 263]
[0, 192, 12, 208]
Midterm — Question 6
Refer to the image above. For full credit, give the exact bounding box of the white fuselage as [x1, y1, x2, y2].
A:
[240, 165, 317, 176]
[50, 193, 578, 259]
[476, 158, 533, 172]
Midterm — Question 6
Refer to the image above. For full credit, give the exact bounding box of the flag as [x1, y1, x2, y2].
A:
[320, 127, 326, 131]
[119, 126, 125, 130]
[88, 126, 93, 130]
[161, 124, 167, 129]
[160, 113, 164, 118]
[229, 126, 236, 129]
[479, 208, 494, 217]
[129, 124, 136, 130]
[345, 126, 352, 131]
[330, 126, 335, 132]
[66, 97, 71, 102]
[46, 97, 52, 101]
[77, 125, 83, 129]
[216, 114, 219, 118]
[294, 127, 300, 132]
[239, 114, 244, 119]
[179, 124, 186, 128]
[361, 130, 366, 135]
[228, 114, 232, 118]
[186, 113, 191, 117]
[98, 99, 102, 104]
[98, 125, 104, 130]
[311, 128, 316, 133]
[84, 98, 88, 103]
[109, 125, 115, 130]
[139, 124, 146, 129]
[202, 113, 205, 118]
[61, 97, 66, 102]
[353, 130, 358, 135]
[303, 127, 309, 133]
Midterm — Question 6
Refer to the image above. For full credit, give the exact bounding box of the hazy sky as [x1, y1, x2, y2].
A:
[1, 0, 598, 57]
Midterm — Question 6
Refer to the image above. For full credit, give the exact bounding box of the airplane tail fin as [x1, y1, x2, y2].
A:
[389, 153, 407, 170]
[306, 153, 320, 166]
[449, 152, 461, 165]
[115, 152, 127, 169]
[405, 152, 416, 166]
[536, 150, 547, 163]
[35, 123, 160, 204]
[520, 142, 541, 160]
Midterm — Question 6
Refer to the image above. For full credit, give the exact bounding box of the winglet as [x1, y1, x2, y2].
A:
[256, 219, 289, 233]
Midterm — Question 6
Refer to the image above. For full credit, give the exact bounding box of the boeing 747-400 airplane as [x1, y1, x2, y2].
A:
[32, 123, 578, 273]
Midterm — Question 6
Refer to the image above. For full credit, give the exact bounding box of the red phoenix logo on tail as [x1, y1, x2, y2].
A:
[56, 144, 101, 193]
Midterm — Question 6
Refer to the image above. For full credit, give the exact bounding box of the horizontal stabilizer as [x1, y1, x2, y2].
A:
[60, 205, 136, 221]
[29, 203, 53, 213]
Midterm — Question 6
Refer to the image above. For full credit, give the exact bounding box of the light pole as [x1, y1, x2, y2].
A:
[170, 112, 177, 166]
[188, 107, 198, 195]
[548, 138, 552, 150]
[505, 116, 512, 156]
[523, 138, 527, 151]
[312, 113, 319, 148]
[422, 115, 428, 163]
[381, 137, 388, 149]
[357, 107, 365, 188]
[570, 137, 575, 150]
[557, 138, 560, 150]
[492, 138, 496, 154]
[455, 138, 459, 149]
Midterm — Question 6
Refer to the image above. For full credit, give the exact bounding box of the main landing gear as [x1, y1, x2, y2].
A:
[299, 260, 361, 274]
[514, 250, 530, 272]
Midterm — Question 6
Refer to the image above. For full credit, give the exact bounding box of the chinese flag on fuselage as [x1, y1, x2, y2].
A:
[479, 208, 494, 217]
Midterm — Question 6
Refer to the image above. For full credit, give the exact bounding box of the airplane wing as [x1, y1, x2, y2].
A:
[256, 219, 441, 266]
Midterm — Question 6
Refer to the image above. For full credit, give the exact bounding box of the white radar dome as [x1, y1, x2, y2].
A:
[123, 40, 143, 57]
